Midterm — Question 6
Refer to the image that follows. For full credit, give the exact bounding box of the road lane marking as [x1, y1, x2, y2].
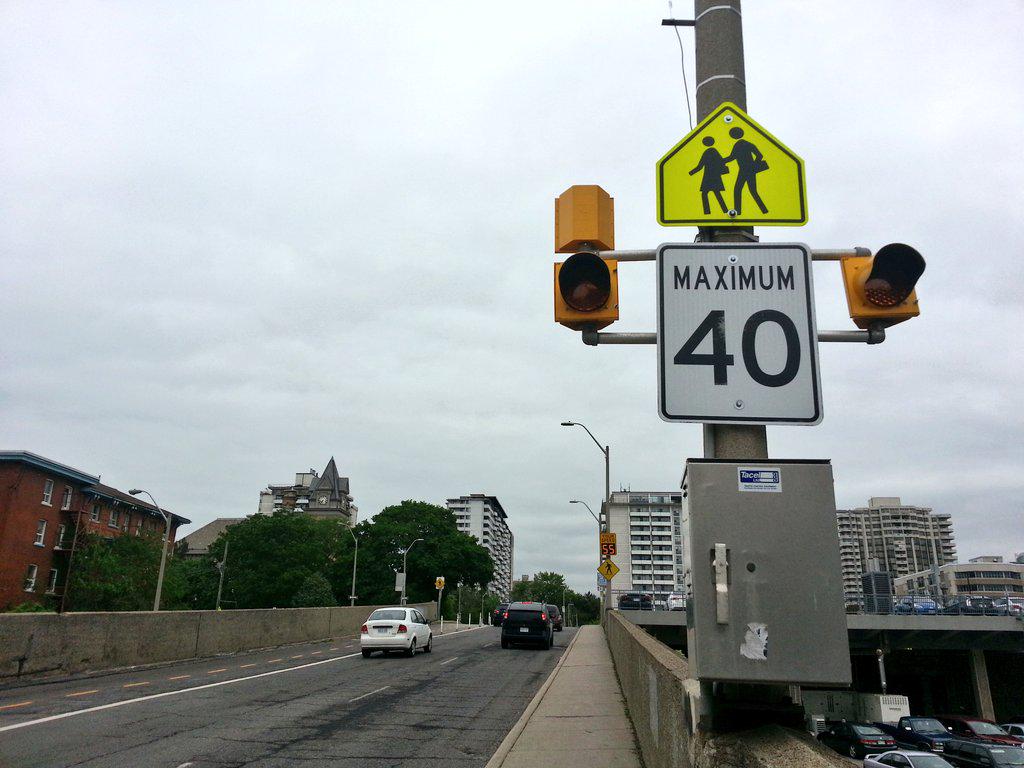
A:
[239, 663, 257, 668]
[310, 651, 322, 655]
[440, 657, 459, 665]
[122, 682, 150, 688]
[0, 701, 32, 710]
[267, 658, 283, 663]
[0, 627, 487, 734]
[290, 655, 304, 659]
[168, 675, 190, 681]
[329, 647, 338, 651]
[65, 690, 99, 698]
[206, 668, 227, 675]
[349, 686, 389, 703]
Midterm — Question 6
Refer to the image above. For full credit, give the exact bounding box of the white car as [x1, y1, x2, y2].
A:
[360, 607, 432, 657]
[1001, 723, 1024, 740]
[667, 592, 685, 611]
[864, 750, 955, 768]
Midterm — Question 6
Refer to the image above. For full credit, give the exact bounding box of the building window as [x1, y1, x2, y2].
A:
[90, 503, 101, 522]
[34, 520, 47, 546]
[24, 565, 38, 592]
[123, 512, 132, 532]
[46, 569, 59, 594]
[56, 524, 67, 548]
[108, 508, 120, 528]
[135, 517, 143, 536]
[42, 479, 54, 505]
[61, 486, 72, 511]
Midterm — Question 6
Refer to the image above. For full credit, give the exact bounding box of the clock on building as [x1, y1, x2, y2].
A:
[317, 496, 328, 505]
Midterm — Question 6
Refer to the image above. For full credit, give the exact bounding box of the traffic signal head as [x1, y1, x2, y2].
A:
[554, 252, 619, 331]
[841, 243, 925, 329]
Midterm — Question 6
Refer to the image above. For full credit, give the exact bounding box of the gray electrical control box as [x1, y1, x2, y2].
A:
[684, 459, 851, 686]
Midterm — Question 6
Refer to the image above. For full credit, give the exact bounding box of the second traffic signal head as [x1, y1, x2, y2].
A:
[841, 243, 926, 329]
[554, 252, 619, 331]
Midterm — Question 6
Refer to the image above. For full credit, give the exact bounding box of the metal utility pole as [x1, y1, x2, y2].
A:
[129, 489, 171, 611]
[215, 539, 229, 610]
[400, 537, 423, 605]
[562, 421, 612, 614]
[694, 0, 768, 461]
[348, 526, 359, 606]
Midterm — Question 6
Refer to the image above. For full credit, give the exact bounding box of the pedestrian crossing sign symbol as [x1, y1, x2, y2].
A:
[597, 559, 620, 580]
[657, 102, 807, 226]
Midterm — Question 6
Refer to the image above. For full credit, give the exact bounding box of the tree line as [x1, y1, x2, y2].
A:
[58, 500, 495, 612]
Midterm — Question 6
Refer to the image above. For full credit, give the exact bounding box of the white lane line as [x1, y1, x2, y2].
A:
[0, 653, 360, 734]
[0, 626, 486, 735]
[439, 657, 459, 665]
[348, 686, 389, 703]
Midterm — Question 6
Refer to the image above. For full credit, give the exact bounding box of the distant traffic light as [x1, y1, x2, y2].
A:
[841, 243, 925, 329]
[554, 185, 619, 331]
[554, 252, 619, 330]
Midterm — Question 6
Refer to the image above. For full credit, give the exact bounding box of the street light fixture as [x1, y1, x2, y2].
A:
[128, 488, 171, 612]
[348, 525, 359, 607]
[560, 421, 610, 502]
[400, 537, 424, 605]
[570, 499, 601, 530]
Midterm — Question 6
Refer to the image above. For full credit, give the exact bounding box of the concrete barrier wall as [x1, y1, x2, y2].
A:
[605, 612, 849, 768]
[0, 602, 436, 682]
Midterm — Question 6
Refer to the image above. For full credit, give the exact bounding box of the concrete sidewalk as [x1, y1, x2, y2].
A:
[487, 625, 642, 768]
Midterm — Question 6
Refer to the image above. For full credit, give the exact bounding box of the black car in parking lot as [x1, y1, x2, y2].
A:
[617, 592, 653, 610]
[492, 603, 509, 626]
[500, 602, 553, 649]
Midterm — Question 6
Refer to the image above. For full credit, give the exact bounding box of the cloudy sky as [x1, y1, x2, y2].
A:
[2, 2, 1022, 594]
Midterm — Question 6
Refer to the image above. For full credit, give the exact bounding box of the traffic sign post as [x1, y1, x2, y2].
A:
[597, 559, 619, 581]
[435, 577, 445, 623]
[657, 243, 822, 425]
[657, 102, 807, 227]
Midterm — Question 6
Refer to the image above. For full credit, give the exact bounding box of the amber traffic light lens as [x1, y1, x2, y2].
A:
[865, 243, 925, 307]
[558, 252, 611, 312]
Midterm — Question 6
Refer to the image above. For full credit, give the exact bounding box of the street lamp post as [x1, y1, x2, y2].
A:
[400, 537, 424, 605]
[348, 526, 359, 607]
[571, 499, 605, 612]
[128, 489, 171, 612]
[562, 421, 612, 617]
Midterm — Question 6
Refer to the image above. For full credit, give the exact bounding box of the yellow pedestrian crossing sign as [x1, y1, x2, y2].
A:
[657, 102, 807, 226]
[597, 559, 620, 581]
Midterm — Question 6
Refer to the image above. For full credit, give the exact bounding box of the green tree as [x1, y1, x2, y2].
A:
[345, 500, 493, 606]
[164, 556, 220, 611]
[510, 571, 569, 606]
[66, 532, 165, 612]
[203, 509, 350, 609]
[291, 572, 336, 607]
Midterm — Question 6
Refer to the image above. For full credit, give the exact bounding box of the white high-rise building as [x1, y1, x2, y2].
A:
[836, 497, 957, 605]
[445, 494, 514, 601]
[605, 491, 687, 605]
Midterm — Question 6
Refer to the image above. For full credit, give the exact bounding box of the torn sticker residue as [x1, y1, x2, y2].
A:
[740, 622, 768, 661]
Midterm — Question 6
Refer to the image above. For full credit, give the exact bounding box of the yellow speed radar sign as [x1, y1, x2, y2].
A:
[597, 559, 620, 581]
[435, 577, 445, 590]
[657, 102, 807, 226]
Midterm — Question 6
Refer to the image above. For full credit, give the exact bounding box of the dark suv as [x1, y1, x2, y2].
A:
[545, 604, 563, 631]
[942, 739, 1024, 766]
[618, 592, 653, 610]
[492, 603, 509, 627]
[500, 602, 553, 649]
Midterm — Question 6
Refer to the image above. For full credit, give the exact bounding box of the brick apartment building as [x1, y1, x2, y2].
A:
[0, 451, 190, 610]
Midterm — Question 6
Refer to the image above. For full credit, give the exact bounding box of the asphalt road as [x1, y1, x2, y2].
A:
[0, 625, 576, 768]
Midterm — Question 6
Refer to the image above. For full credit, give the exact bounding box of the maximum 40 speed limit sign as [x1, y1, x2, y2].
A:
[657, 243, 822, 425]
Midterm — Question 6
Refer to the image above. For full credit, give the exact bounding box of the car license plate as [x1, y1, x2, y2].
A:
[376, 628, 389, 634]
[519, 627, 529, 633]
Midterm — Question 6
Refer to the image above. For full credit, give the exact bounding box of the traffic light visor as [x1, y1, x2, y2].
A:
[558, 252, 611, 312]
[865, 243, 925, 307]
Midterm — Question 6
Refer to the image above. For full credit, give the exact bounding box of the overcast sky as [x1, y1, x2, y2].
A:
[2, 2, 1022, 594]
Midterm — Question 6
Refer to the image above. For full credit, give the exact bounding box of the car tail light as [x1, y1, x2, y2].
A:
[503, 612, 508, 619]
[541, 613, 547, 621]
[398, 624, 408, 634]
[360, 624, 368, 634]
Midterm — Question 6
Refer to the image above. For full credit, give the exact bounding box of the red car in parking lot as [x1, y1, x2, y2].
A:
[936, 716, 1023, 747]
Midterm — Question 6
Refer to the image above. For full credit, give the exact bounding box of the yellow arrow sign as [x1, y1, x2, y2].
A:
[657, 102, 807, 226]
[597, 559, 620, 581]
